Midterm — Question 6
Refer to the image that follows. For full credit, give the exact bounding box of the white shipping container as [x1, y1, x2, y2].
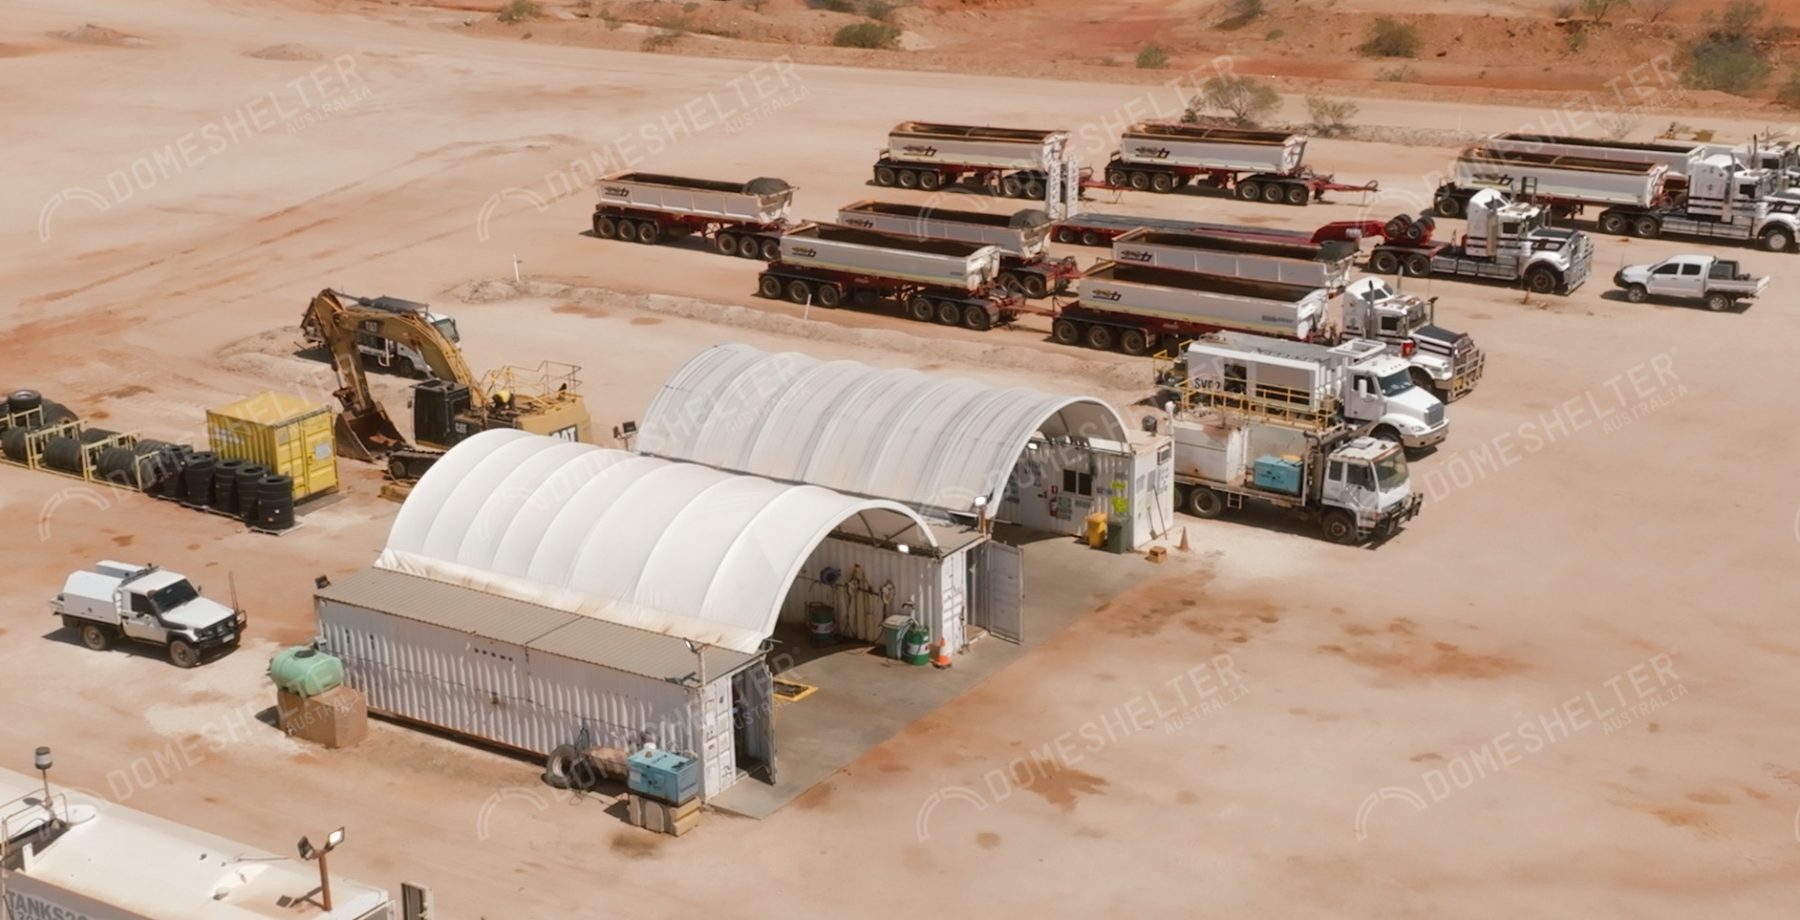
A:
[1077, 263, 1327, 339]
[596, 171, 793, 224]
[837, 200, 1051, 259]
[1113, 229, 1353, 290]
[781, 225, 1002, 290]
[1455, 150, 1666, 206]
[885, 122, 1067, 171]
[1117, 123, 1305, 174]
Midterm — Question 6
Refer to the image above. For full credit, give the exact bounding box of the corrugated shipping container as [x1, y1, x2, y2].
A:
[207, 391, 338, 500]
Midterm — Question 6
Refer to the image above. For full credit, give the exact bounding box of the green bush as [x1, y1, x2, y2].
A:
[809, 0, 857, 11]
[1220, 0, 1264, 29]
[498, 0, 542, 23]
[833, 21, 901, 48]
[1685, 45, 1772, 92]
[865, 0, 899, 20]
[1265, 28, 1284, 40]
[1136, 45, 1170, 69]
[1187, 73, 1281, 125]
[1358, 17, 1421, 57]
[1304, 95, 1360, 136]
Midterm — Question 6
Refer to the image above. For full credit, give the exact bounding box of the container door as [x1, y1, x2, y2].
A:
[972, 541, 1024, 644]
[732, 663, 776, 784]
[302, 421, 335, 497]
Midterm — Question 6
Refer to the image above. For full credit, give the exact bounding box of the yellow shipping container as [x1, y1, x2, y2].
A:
[206, 392, 338, 501]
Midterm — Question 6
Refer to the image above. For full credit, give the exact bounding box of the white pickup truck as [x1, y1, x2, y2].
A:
[52, 561, 246, 667]
[1613, 255, 1769, 312]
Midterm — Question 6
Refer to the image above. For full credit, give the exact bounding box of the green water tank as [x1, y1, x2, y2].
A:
[269, 646, 345, 697]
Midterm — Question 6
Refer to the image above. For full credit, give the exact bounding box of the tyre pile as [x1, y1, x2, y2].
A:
[1, 388, 296, 532]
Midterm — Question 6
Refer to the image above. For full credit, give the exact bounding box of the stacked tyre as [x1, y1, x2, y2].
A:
[212, 459, 246, 514]
[235, 465, 267, 524]
[41, 436, 85, 474]
[255, 473, 296, 531]
[183, 452, 217, 507]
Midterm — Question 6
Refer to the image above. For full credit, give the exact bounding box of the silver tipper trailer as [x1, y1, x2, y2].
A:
[1112, 227, 1356, 291]
[777, 224, 1002, 290]
[882, 121, 1068, 171]
[1453, 147, 1667, 207]
[1483, 134, 1704, 179]
[1068, 262, 1329, 344]
[837, 200, 1052, 258]
[1115, 123, 1305, 174]
[595, 171, 794, 224]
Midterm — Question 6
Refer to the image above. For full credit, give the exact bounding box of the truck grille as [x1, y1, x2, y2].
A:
[1427, 403, 1445, 426]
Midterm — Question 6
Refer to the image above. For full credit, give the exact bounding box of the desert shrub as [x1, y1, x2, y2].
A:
[1266, 28, 1284, 40]
[809, 0, 857, 11]
[1136, 45, 1170, 69]
[1188, 74, 1281, 125]
[1580, 0, 1630, 22]
[1220, 0, 1264, 29]
[498, 0, 541, 23]
[1641, 0, 1677, 22]
[1304, 96, 1360, 136]
[1681, 4, 1779, 94]
[1358, 17, 1421, 57]
[1376, 63, 1420, 81]
[834, 21, 901, 48]
[865, 0, 899, 21]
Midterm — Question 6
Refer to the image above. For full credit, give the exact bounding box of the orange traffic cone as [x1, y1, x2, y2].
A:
[1178, 527, 1191, 552]
[931, 638, 953, 669]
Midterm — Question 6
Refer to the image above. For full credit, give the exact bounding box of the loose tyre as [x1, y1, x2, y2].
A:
[1762, 227, 1794, 252]
[168, 639, 200, 669]
[594, 216, 618, 239]
[1119, 329, 1151, 356]
[1236, 181, 1261, 201]
[962, 304, 992, 331]
[1705, 292, 1732, 312]
[1084, 324, 1115, 351]
[1598, 211, 1629, 235]
[1261, 183, 1285, 204]
[1369, 249, 1401, 275]
[757, 274, 783, 299]
[907, 295, 935, 322]
[1150, 173, 1175, 193]
[1624, 283, 1648, 303]
[1632, 216, 1661, 239]
[1285, 184, 1309, 206]
[875, 166, 897, 186]
[1321, 510, 1359, 545]
[1383, 215, 1411, 240]
[1052, 319, 1082, 345]
[1186, 487, 1224, 519]
[80, 623, 113, 651]
[785, 279, 812, 304]
[1403, 253, 1431, 277]
[934, 300, 962, 325]
[816, 284, 844, 308]
[714, 234, 739, 256]
[898, 170, 920, 189]
[543, 744, 585, 790]
[1524, 267, 1558, 294]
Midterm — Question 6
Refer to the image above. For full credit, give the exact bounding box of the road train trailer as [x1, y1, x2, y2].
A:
[1103, 123, 1378, 205]
[836, 200, 1079, 298]
[756, 224, 1023, 330]
[592, 171, 810, 259]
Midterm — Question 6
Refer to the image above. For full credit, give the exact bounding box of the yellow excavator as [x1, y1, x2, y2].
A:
[303, 289, 593, 480]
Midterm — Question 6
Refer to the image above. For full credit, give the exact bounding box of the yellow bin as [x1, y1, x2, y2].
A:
[1085, 511, 1108, 548]
[206, 392, 338, 501]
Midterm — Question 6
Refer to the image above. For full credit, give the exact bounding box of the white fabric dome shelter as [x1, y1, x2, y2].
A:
[377, 429, 937, 654]
[637, 344, 1132, 516]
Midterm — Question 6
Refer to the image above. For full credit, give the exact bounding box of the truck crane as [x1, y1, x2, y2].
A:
[302, 289, 593, 480]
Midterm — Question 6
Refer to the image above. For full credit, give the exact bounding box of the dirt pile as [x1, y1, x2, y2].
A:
[246, 43, 324, 61]
[49, 24, 149, 47]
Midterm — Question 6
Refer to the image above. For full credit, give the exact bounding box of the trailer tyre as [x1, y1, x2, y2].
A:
[962, 304, 992, 331]
[934, 300, 962, 325]
[758, 274, 783, 299]
[636, 221, 662, 244]
[907, 295, 935, 322]
[168, 639, 200, 669]
[1052, 319, 1082, 345]
[1106, 168, 1129, 188]
[1597, 211, 1629, 235]
[1624, 283, 1648, 304]
[1705, 292, 1733, 313]
[1021, 273, 1049, 298]
[1524, 267, 1558, 294]
[1285, 184, 1309, 206]
[1119, 329, 1151, 356]
[1369, 249, 1401, 274]
[1761, 227, 1794, 252]
[1321, 511, 1359, 545]
[80, 623, 113, 651]
[1145, 173, 1173, 193]
[1187, 487, 1225, 519]
[1056, 227, 1079, 244]
[1025, 178, 1046, 199]
[898, 170, 920, 190]
[1432, 196, 1463, 219]
[1403, 253, 1431, 278]
[1001, 175, 1024, 197]
[594, 216, 619, 239]
[875, 166, 898, 186]
[715, 234, 740, 256]
[1236, 180, 1261, 201]
[785, 279, 813, 304]
[816, 284, 845, 308]
[1632, 216, 1661, 239]
[1084, 324, 1115, 351]
[1261, 183, 1285, 204]
[920, 171, 943, 191]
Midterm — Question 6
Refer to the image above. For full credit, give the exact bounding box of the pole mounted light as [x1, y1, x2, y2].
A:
[33, 747, 53, 820]
[297, 826, 346, 911]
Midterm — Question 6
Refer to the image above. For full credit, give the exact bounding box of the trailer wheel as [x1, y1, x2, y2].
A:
[785, 279, 813, 304]
[898, 170, 920, 189]
[1403, 253, 1432, 278]
[1079, 229, 1102, 247]
[168, 639, 200, 669]
[1052, 319, 1083, 345]
[1127, 172, 1150, 191]
[920, 171, 943, 191]
[934, 300, 962, 325]
[1237, 180, 1261, 201]
[1320, 510, 1359, 545]
[594, 216, 619, 239]
[80, 623, 113, 651]
[1118, 329, 1152, 356]
[1596, 211, 1629, 235]
[962, 304, 993, 331]
[875, 166, 898, 186]
[1106, 168, 1129, 187]
[1024, 178, 1046, 200]
[907, 295, 935, 322]
[1084, 324, 1116, 351]
[635, 221, 661, 244]
[1285, 184, 1309, 206]
[1705, 292, 1733, 312]
[1761, 226, 1794, 252]
[1632, 216, 1661, 239]
[1150, 173, 1175, 193]
[739, 236, 768, 260]
[761, 239, 782, 261]
[1186, 487, 1225, 519]
[1432, 196, 1463, 219]
[816, 284, 845, 308]
[1261, 184, 1285, 204]
[1369, 249, 1401, 274]
[1056, 227, 1078, 244]
[1000, 175, 1024, 197]
[1624, 283, 1648, 304]
[1021, 273, 1049, 298]
[757, 274, 784, 299]
[714, 233, 740, 257]
[1524, 267, 1558, 294]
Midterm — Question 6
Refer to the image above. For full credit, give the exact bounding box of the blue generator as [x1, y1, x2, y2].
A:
[627, 748, 701, 805]
[1252, 455, 1303, 494]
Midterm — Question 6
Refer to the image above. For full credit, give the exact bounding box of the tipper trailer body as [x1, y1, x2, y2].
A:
[836, 200, 1078, 297]
[1058, 261, 1329, 356]
[1112, 227, 1357, 291]
[592, 171, 807, 259]
[871, 121, 1074, 200]
[757, 224, 1021, 329]
[1106, 122, 1376, 204]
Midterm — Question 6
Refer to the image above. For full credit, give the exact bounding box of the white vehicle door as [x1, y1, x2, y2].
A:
[1646, 261, 1682, 296]
[1341, 460, 1379, 521]
[1674, 261, 1706, 298]
[1347, 373, 1384, 423]
[121, 591, 167, 643]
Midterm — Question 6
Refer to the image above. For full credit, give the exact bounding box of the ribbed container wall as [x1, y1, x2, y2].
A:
[783, 536, 949, 650]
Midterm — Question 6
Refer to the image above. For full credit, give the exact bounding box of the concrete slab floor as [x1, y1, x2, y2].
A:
[710, 528, 1170, 818]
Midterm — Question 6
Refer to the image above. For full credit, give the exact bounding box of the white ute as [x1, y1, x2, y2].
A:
[52, 561, 246, 667]
[1612, 254, 1769, 312]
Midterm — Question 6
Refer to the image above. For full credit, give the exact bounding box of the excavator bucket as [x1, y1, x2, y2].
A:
[334, 405, 408, 462]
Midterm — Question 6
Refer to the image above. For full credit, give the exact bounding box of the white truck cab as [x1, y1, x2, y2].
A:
[53, 561, 245, 668]
[1319, 435, 1421, 542]
[1341, 351, 1450, 452]
[1340, 278, 1485, 400]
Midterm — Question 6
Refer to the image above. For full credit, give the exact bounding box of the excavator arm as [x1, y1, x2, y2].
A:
[303, 289, 483, 461]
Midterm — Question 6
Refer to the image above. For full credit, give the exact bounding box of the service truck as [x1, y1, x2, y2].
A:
[836, 200, 1079, 298]
[1612, 254, 1769, 311]
[757, 224, 1022, 329]
[870, 121, 1078, 201]
[1437, 147, 1800, 252]
[1060, 262, 1331, 356]
[1171, 411, 1422, 544]
[592, 171, 807, 259]
[1104, 123, 1377, 204]
[299, 292, 459, 379]
[1363, 190, 1595, 294]
[1111, 227, 1358, 291]
[52, 561, 245, 668]
[1178, 332, 1450, 454]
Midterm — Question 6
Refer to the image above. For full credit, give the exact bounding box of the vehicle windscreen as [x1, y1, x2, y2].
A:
[1378, 370, 1415, 397]
[433, 317, 460, 343]
[150, 580, 199, 612]
[1375, 451, 1409, 490]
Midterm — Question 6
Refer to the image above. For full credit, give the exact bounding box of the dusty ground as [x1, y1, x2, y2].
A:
[3, 0, 1800, 916]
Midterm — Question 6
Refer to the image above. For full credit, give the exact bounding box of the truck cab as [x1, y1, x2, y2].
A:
[53, 562, 245, 668]
[1339, 278, 1484, 400]
[1319, 436, 1423, 543]
[1339, 350, 1449, 454]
